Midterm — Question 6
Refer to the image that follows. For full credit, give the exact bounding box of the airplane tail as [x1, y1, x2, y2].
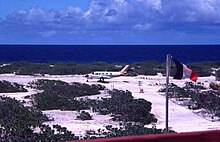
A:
[120, 65, 129, 74]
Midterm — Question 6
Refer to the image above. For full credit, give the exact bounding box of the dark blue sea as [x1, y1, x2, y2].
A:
[0, 45, 219, 63]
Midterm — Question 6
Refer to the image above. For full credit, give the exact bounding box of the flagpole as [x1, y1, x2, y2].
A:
[165, 54, 171, 133]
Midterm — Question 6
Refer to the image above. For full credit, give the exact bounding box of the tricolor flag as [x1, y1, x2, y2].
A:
[173, 59, 198, 82]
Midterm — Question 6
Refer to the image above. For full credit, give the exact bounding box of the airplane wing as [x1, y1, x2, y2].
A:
[101, 75, 112, 79]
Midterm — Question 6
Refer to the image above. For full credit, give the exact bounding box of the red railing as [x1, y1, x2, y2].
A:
[68, 130, 220, 142]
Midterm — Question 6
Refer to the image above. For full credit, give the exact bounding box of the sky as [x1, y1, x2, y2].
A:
[0, 0, 220, 45]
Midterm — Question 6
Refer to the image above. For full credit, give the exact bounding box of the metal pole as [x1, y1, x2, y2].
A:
[165, 54, 171, 133]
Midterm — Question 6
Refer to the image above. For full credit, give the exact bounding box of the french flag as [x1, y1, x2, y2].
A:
[173, 59, 198, 82]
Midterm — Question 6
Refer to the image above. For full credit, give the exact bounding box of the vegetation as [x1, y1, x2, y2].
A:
[28, 80, 161, 139]
[169, 61, 220, 77]
[160, 82, 220, 117]
[0, 96, 77, 141]
[86, 89, 157, 125]
[30, 80, 105, 110]
[30, 80, 157, 124]
[188, 61, 220, 77]
[76, 111, 92, 121]
[33, 91, 89, 110]
[0, 77, 179, 140]
[0, 80, 27, 93]
[0, 61, 116, 75]
[216, 69, 220, 80]
[0, 61, 219, 76]
[29, 79, 105, 97]
[4, 61, 219, 140]
[130, 61, 165, 75]
[84, 123, 174, 139]
[159, 82, 205, 98]
[189, 90, 220, 114]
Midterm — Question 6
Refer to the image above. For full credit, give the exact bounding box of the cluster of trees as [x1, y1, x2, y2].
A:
[30, 80, 157, 125]
[76, 111, 92, 121]
[0, 96, 77, 141]
[216, 69, 220, 80]
[160, 82, 220, 117]
[1, 61, 219, 76]
[85, 123, 168, 139]
[188, 61, 220, 77]
[30, 80, 105, 110]
[129, 61, 166, 76]
[81, 89, 173, 139]
[0, 78, 174, 141]
[28, 80, 163, 139]
[33, 91, 89, 111]
[159, 82, 205, 98]
[159, 83, 188, 98]
[0, 62, 116, 75]
[0, 95, 172, 141]
[190, 91, 220, 116]
[83, 90, 158, 125]
[29, 79, 105, 97]
[169, 61, 220, 77]
[0, 80, 27, 93]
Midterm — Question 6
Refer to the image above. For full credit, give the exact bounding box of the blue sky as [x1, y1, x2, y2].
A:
[0, 0, 220, 45]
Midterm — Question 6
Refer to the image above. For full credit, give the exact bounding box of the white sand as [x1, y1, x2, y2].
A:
[0, 74, 219, 136]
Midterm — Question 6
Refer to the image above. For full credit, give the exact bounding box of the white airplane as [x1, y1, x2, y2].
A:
[85, 65, 129, 82]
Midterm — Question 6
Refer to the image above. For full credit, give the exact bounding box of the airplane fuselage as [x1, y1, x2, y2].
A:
[85, 65, 129, 81]
[86, 71, 122, 79]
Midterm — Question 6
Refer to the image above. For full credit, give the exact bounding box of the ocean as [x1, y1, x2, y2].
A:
[0, 45, 219, 63]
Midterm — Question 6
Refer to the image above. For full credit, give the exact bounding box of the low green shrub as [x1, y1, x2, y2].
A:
[90, 89, 157, 124]
[76, 111, 92, 120]
[31, 80, 105, 110]
[0, 96, 77, 141]
[0, 80, 27, 93]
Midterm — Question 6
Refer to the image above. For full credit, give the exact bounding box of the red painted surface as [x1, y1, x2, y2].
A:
[190, 70, 198, 82]
[67, 130, 220, 142]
